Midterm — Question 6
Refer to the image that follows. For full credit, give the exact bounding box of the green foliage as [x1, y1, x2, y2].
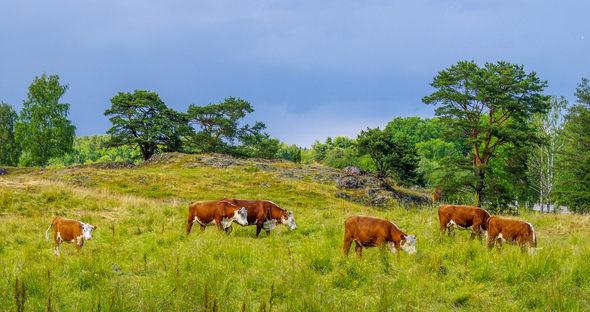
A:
[556, 78, 590, 213]
[104, 90, 191, 161]
[423, 60, 550, 205]
[0, 102, 21, 166]
[47, 135, 142, 167]
[15, 74, 76, 168]
[291, 149, 302, 164]
[186, 97, 277, 159]
[355, 127, 424, 186]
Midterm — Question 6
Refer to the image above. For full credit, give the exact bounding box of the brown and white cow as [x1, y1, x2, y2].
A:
[486, 216, 538, 252]
[186, 200, 248, 235]
[219, 198, 297, 237]
[45, 217, 97, 256]
[343, 215, 417, 258]
[438, 205, 491, 241]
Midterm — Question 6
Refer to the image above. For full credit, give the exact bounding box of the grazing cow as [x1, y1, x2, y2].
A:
[486, 216, 537, 252]
[45, 217, 97, 256]
[438, 205, 491, 241]
[186, 200, 249, 235]
[343, 215, 417, 258]
[219, 198, 297, 237]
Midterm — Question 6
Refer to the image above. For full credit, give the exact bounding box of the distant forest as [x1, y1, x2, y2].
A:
[2, 63, 590, 213]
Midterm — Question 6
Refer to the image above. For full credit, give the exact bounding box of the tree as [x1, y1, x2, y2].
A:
[291, 149, 302, 164]
[422, 61, 550, 205]
[556, 78, 590, 213]
[528, 96, 567, 212]
[355, 127, 424, 186]
[186, 97, 262, 153]
[0, 102, 21, 166]
[104, 90, 191, 161]
[15, 74, 76, 168]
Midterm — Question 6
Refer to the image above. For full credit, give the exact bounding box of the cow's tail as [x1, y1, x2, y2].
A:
[45, 221, 53, 243]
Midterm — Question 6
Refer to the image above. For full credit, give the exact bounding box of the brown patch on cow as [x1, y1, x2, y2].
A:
[219, 198, 294, 237]
[343, 215, 416, 258]
[486, 216, 536, 252]
[186, 200, 244, 235]
[438, 205, 491, 241]
[45, 216, 96, 256]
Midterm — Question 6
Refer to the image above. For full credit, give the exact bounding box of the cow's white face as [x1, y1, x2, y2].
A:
[400, 235, 417, 254]
[79, 223, 97, 241]
[281, 211, 297, 230]
[234, 207, 249, 226]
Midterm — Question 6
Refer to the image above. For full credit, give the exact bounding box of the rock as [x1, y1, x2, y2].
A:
[343, 166, 361, 176]
[212, 162, 226, 169]
[254, 163, 278, 172]
[336, 176, 360, 188]
[0, 168, 6, 175]
[259, 183, 270, 188]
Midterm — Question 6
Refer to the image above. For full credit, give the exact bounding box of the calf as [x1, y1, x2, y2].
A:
[343, 215, 417, 258]
[438, 205, 491, 241]
[186, 200, 248, 235]
[486, 216, 537, 252]
[219, 198, 297, 236]
[45, 217, 97, 256]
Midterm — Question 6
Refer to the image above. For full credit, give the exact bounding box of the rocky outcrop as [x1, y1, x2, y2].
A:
[0, 168, 6, 175]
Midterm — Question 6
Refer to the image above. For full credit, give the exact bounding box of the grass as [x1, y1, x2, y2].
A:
[0, 155, 589, 311]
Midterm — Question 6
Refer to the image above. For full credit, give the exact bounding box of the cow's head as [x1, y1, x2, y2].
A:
[79, 223, 97, 241]
[400, 235, 417, 254]
[233, 207, 249, 226]
[280, 211, 297, 230]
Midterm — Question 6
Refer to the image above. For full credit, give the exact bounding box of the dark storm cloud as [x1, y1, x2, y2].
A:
[1, 0, 588, 147]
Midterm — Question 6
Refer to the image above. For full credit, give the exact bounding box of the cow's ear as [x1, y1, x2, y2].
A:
[93, 226, 97, 230]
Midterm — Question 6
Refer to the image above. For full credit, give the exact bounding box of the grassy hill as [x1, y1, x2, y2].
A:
[0, 153, 589, 311]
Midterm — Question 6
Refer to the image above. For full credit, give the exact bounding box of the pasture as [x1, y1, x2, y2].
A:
[0, 155, 589, 311]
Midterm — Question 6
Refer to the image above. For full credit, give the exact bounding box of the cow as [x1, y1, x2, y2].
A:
[219, 198, 297, 237]
[45, 217, 97, 256]
[438, 205, 491, 241]
[186, 200, 249, 235]
[343, 215, 417, 258]
[486, 216, 538, 252]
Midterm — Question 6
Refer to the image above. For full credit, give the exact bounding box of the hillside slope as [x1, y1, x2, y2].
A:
[0, 153, 588, 311]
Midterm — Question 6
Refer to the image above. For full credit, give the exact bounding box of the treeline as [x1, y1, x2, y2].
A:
[1, 62, 590, 213]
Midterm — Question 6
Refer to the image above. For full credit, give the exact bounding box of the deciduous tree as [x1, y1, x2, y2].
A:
[0, 102, 21, 166]
[355, 127, 424, 186]
[15, 74, 76, 168]
[104, 90, 191, 161]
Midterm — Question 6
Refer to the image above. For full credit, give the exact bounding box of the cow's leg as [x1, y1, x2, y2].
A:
[75, 242, 82, 253]
[54, 240, 60, 256]
[472, 225, 480, 241]
[343, 235, 354, 256]
[255, 219, 265, 237]
[354, 241, 363, 259]
[186, 219, 194, 235]
[200, 225, 206, 233]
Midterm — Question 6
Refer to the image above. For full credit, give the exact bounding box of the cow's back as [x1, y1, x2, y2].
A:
[345, 215, 393, 244]
[189, 201, 221, 223]
[219, 198, 265, 223]
[53, 217, 83, 241]
[439, 205, 490, 229]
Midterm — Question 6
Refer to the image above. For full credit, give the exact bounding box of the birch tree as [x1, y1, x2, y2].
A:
[528, 96, 567, 212]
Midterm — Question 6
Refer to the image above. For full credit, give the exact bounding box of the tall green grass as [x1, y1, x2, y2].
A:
[0, 161, 589, 311]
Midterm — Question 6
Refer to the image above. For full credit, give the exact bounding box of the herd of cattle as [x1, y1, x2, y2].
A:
[44, 200, 539, 257]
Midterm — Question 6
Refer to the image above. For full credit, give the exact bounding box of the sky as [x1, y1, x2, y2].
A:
[1, 1, 588, 148]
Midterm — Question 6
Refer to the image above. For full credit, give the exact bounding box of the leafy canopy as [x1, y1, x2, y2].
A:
[15, 74, 76, 168]
[422, 60, 550, 205]
[556, 77, 590, 212]
[355, 127, 424, 186]
[0, 102, 21, 166]
[104, 90, 191, 161]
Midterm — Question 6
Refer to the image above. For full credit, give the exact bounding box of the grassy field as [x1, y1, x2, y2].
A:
[1, 154, 589, 311]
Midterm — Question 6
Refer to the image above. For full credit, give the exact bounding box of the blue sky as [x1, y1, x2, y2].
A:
[1, 1, 588, 147]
